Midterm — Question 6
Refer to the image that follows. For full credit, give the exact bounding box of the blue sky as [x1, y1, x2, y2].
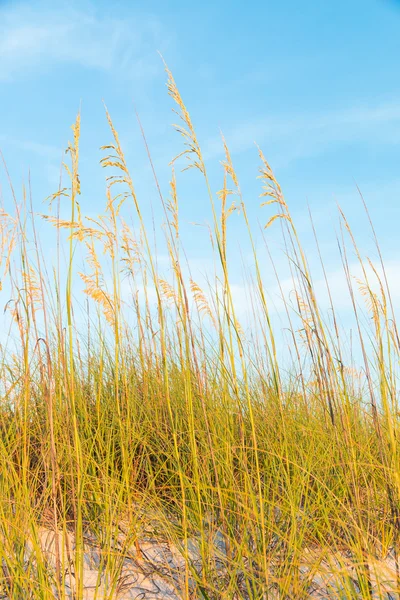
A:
[1, 0, 400, 348]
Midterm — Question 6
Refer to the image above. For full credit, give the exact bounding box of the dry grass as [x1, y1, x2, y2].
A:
[1, 67, 400, 599]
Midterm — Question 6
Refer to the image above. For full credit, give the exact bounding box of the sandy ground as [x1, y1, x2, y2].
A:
[2, 525, 400, 599]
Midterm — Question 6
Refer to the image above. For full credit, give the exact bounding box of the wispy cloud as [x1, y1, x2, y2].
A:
[266, 257, 400, 318]
[0, 0, 167, 82]
[0, 134, 62, 160]
[204, 101, 400, 167]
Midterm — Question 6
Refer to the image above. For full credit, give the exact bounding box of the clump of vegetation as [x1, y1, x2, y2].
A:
[1, 67, 400, 599]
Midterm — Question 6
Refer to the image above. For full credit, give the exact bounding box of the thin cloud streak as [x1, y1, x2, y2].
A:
[0, 134, 62, 160]
[204, 101, 400, 167]
[0, 1, 166, 82]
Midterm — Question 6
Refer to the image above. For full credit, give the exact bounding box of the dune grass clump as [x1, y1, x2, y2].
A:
[1, 68, 400, 599]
